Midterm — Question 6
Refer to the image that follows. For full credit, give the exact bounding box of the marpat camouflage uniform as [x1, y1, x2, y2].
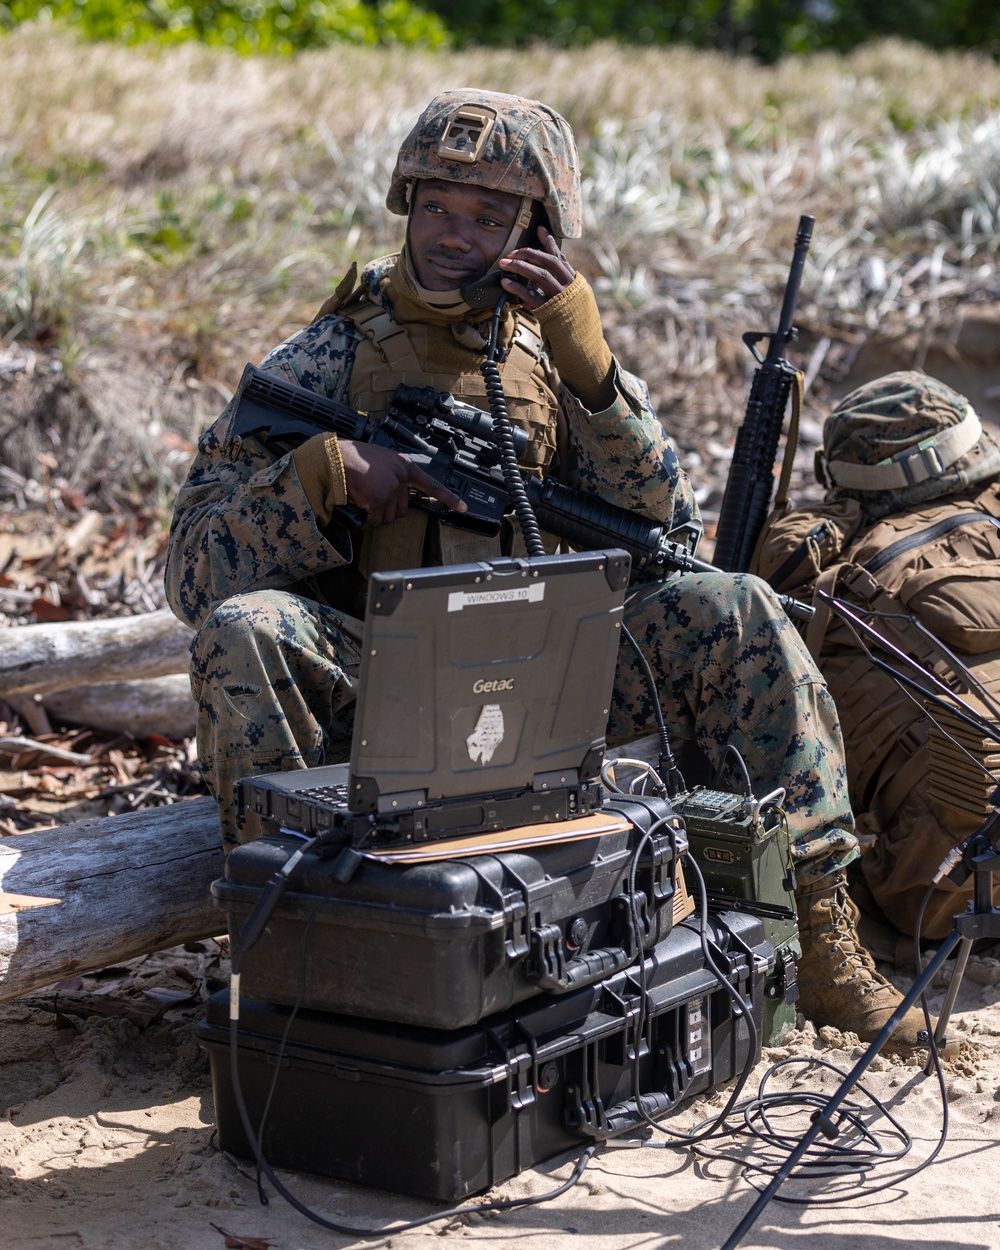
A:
[166, 85, 854, 867]
[165, 254, 854, 868]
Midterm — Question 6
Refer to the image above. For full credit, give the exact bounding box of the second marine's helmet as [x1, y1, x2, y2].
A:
[816, 370, 1000, 518]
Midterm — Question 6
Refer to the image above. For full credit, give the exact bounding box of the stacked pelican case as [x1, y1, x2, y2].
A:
[199, 786, 778, 1202]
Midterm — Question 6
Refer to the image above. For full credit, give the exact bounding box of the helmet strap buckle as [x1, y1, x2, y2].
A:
[893, 437, 945, 486]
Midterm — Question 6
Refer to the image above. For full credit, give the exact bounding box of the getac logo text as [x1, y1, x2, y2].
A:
[473, 678, 514, 694]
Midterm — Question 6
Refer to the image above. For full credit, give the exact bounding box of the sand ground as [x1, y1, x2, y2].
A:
[2, 934, 999, 1250]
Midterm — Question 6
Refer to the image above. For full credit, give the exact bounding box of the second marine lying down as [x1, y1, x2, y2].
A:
[165, 88, 927, 1050]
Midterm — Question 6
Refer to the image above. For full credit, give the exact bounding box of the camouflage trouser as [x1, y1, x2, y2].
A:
[611, 573, 856, 886]
[189, 573, 858, 877]
[189, 590, 362, 850]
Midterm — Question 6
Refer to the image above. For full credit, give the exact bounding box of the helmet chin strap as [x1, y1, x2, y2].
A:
[403, 183, 537, 311]
[400, 241, 469, 311]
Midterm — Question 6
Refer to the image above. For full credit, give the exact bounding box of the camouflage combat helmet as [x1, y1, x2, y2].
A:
[386, 89, 582, 239]
[815, 370, 1000, 519]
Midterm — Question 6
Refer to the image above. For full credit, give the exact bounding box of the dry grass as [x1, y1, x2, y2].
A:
[4, 28, 998, 166]
[2, 23, 1000, 520]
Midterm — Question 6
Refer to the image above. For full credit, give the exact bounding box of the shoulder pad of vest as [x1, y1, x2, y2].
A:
[312, 262, 364, 322]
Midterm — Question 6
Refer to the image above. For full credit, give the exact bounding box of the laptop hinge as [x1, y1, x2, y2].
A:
[531, 768, 581, 792]
[375, 788, 427, 815]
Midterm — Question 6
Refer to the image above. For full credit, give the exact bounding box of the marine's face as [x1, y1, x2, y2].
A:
[408, 178, 521, 291]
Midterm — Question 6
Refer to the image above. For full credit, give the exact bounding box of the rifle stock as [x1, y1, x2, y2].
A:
[712, 215, 814, 573]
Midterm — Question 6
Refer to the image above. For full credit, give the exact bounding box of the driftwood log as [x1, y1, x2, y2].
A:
[41, 673, 198, 739]
[0, 608, 197, 740]
[0, 797, 224, 1002]
[0, 607, 194, 697]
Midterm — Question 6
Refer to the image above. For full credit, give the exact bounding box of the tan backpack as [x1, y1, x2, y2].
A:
[753, 482, 1000, 936]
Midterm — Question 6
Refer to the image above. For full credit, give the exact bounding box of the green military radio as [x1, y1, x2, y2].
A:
[672, 786, 800, 1045]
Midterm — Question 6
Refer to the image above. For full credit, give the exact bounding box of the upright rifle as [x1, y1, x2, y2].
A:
[712, 215, 814, 573]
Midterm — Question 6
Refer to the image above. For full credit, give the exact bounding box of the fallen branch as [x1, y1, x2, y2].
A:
[26, 992, 173, 1027]
[4, 694, 53, 737]
[0, 735, 92, 765]
[0, 607, 194, 698]
[41, 673, 197, 740]
[0, 796, 224, 1002]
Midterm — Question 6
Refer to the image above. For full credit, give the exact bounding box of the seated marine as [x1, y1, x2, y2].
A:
[166, 89, 932, 1051]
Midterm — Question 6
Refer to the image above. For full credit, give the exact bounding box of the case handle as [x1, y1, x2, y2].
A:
[528, 924, 636, 993]
[597, 1091, 677, 1137]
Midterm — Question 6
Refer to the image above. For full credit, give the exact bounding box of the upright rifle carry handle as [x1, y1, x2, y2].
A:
[712, 215, 814, 574]
[749, 215, 814, 366]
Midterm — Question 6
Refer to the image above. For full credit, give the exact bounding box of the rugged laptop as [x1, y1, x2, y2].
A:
[238, 549, 631, 848]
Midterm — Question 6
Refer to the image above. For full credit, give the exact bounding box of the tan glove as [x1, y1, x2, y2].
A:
[292, 433, 349, 526]
[533, 271, 616, 411]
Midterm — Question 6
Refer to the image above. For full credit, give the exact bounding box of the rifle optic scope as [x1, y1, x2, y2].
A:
[391, 384, 528, 459]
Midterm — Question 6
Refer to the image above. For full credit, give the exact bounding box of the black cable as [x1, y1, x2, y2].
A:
[691, 1056, 908, 1183]
[621, 820, 666, 1094]
[481, 294, 546, 558]
[909, 865, 954, 1081]
[619, 620, 687, 797]
[707, 841, 950, 1236]
[603, 818, 762, 1149]
[582, 806, 757, 1148]
[712, 742, 754, 797]
[623, 822, 666, 1125]
[248, 871, 336, 1201]
[692, 1043, 955, 1210]
[637, 849, 761, 1145]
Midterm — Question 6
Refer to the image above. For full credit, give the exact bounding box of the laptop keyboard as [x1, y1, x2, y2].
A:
[298, 783, 350, 806]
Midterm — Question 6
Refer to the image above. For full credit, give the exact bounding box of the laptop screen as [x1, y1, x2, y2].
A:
[347, 550, 631, 813]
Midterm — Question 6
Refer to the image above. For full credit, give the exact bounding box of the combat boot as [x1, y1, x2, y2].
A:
[795, 872, 933, 1054]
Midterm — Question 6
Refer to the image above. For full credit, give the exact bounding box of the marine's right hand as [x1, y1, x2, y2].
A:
[340, 441, 468, 528]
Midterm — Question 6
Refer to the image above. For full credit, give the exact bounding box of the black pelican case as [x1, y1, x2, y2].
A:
[211, 795, 688, 1029]
[198, 910, 767, 1201]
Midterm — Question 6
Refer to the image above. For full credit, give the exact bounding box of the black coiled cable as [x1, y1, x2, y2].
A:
[481, 295, 546, 558]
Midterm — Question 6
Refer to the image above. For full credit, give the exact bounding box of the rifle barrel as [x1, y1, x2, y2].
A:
[768, 214, 814, 360]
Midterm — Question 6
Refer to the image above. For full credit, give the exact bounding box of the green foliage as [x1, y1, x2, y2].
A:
[1, 0, 998, 64]
[0, 0, 451, 53]
[417, 0, 1000, 59]
[416, 0, 688, 46]
[1, 187, 90, 340]
[127, 190, 197, 257]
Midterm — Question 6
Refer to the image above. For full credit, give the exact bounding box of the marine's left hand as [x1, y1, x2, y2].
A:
[498, 226, 575, 310]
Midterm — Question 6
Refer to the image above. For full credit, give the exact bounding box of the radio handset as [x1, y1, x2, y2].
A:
[462, 205, 549, 311]
[461, 269, 512, 311]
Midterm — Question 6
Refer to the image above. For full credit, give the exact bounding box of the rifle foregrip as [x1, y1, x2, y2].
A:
[526, 477, 665, 569]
